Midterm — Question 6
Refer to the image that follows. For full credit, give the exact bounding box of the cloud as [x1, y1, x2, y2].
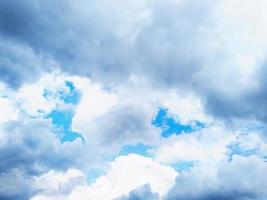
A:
[116, 184, 159, 200]
[0, 0, 147, 85]
[0, 37, 45, 89]
[71, 77, 161, 154]
[30, 154, 177, 200]
[34, 169, 85, 197]
[155, 124, 235, 165]
[1, 0, 267, 199]
[0, 0, 212, 88]
[0, 168, 35, 200]
[71, 78, 118, 134]
[0, 96, 18, 124]
[166, 155, 267, 200]
[2, 0, 267, 124]
[0, 116, 84, 199]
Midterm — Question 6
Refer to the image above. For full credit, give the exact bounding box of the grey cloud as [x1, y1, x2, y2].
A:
[1, 0, 267, 128]
[0, 0, 213, 87]
[131, 0, 214, 88]
[166, 155, 267, 200]
[0, 117, 84, 199]
[116, 184, 159, 200]
[0, 0, 133, 85]
[0, 1, 267, 199]
[0, 37, 45, 89]
[0, 168, 35, 200]
[0, 118, 83, 174]
[80, 104, 160, 154]
[201, 62, 267, 124]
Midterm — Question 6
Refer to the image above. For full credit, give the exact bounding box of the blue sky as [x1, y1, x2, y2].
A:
[1, 0, 267, 200]
[45, 81, 83, 142]
[152, 108, 206, 138]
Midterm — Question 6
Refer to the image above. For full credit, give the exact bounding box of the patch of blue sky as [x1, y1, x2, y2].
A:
[152, 108, 206, 138]
[227, 143, 259, 161]
[47, 109, 83, 143]
[43, 81, 81, 105]
[119, 143, 153, 157]
[87, 168, 106, 184]
[43, 88, 53, 99]
[171, 160, 197, 172]
[59, 81, 81, 104]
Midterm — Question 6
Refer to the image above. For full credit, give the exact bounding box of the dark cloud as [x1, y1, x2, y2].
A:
[1, 0, 267, 197]
[1, 2, 267, 200]
[0, 0, 212, 87]
[0, 118, 83, 174]
[1, 0, 267, 126]
[0, 0, 132, 85]
[0, 0, 267, 125]
[0, 169, 35, 200]
[116, 184, 159, 200]
[76, 103, 160, 155]
[201, 61, 267, 125]
[166, 156, 267, 200]
[0, 37, 44, 89]
[0, 117, 84, 199]
[0, 0, 73, 56]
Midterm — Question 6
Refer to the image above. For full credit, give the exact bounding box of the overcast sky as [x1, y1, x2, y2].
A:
[1, 0, 267, 200]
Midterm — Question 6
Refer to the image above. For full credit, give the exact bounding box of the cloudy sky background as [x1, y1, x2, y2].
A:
[1, 0, 267, 199]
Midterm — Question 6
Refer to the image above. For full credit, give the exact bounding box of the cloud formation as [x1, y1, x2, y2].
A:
[1, 0, 267, 199]
[1, 0, 267, 124]
[166, 155, 267, 200]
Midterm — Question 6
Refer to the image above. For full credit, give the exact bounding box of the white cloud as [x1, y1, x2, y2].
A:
[15, 72, 73, 117]
[155, 124, 236, 165]
[34, 169, 86, 196]
[0, 97, 18, 124]
[159, 89, 210, 124]
[31, 154, 177, 200]
[71, 76, 162, 154]
[1, 0, 267, 199]
[166, 155, 267, 200]
[71, 77, 118, 134]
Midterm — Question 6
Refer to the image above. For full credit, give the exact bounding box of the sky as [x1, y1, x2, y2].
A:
[1, 0, 267, 199]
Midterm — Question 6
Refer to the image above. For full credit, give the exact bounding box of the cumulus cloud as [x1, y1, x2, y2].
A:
[166, 155, 267, 200]
[1, 0, 267, 199]
[0, 96, 18, 124]
[155, 124, 236, 165]
[30, 154, 177, 200]
[0, 117, 84, 199]
[1, 0, 267, 123]
[0, 37, 46, 89]
[116, 184, 159, 200]
[71, 76, 163, 155]
[0, 75, 87, 199]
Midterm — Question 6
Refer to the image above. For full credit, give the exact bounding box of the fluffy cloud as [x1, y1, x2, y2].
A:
[0, 96, 18, 124]
[30, 153, 267, 200]
[0, 37, 45, 89]
[31, 154, 177, 200]
[1, 0, 267, 124]
[166, 155, 267, 200]
[71, 76, 163, 155]
[116, 184, 159, 200]
[0, 74, 88, 199]
[0, 117, 84, 200]
[1, 0, 267, 199]
[155, 124, 236, 165]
